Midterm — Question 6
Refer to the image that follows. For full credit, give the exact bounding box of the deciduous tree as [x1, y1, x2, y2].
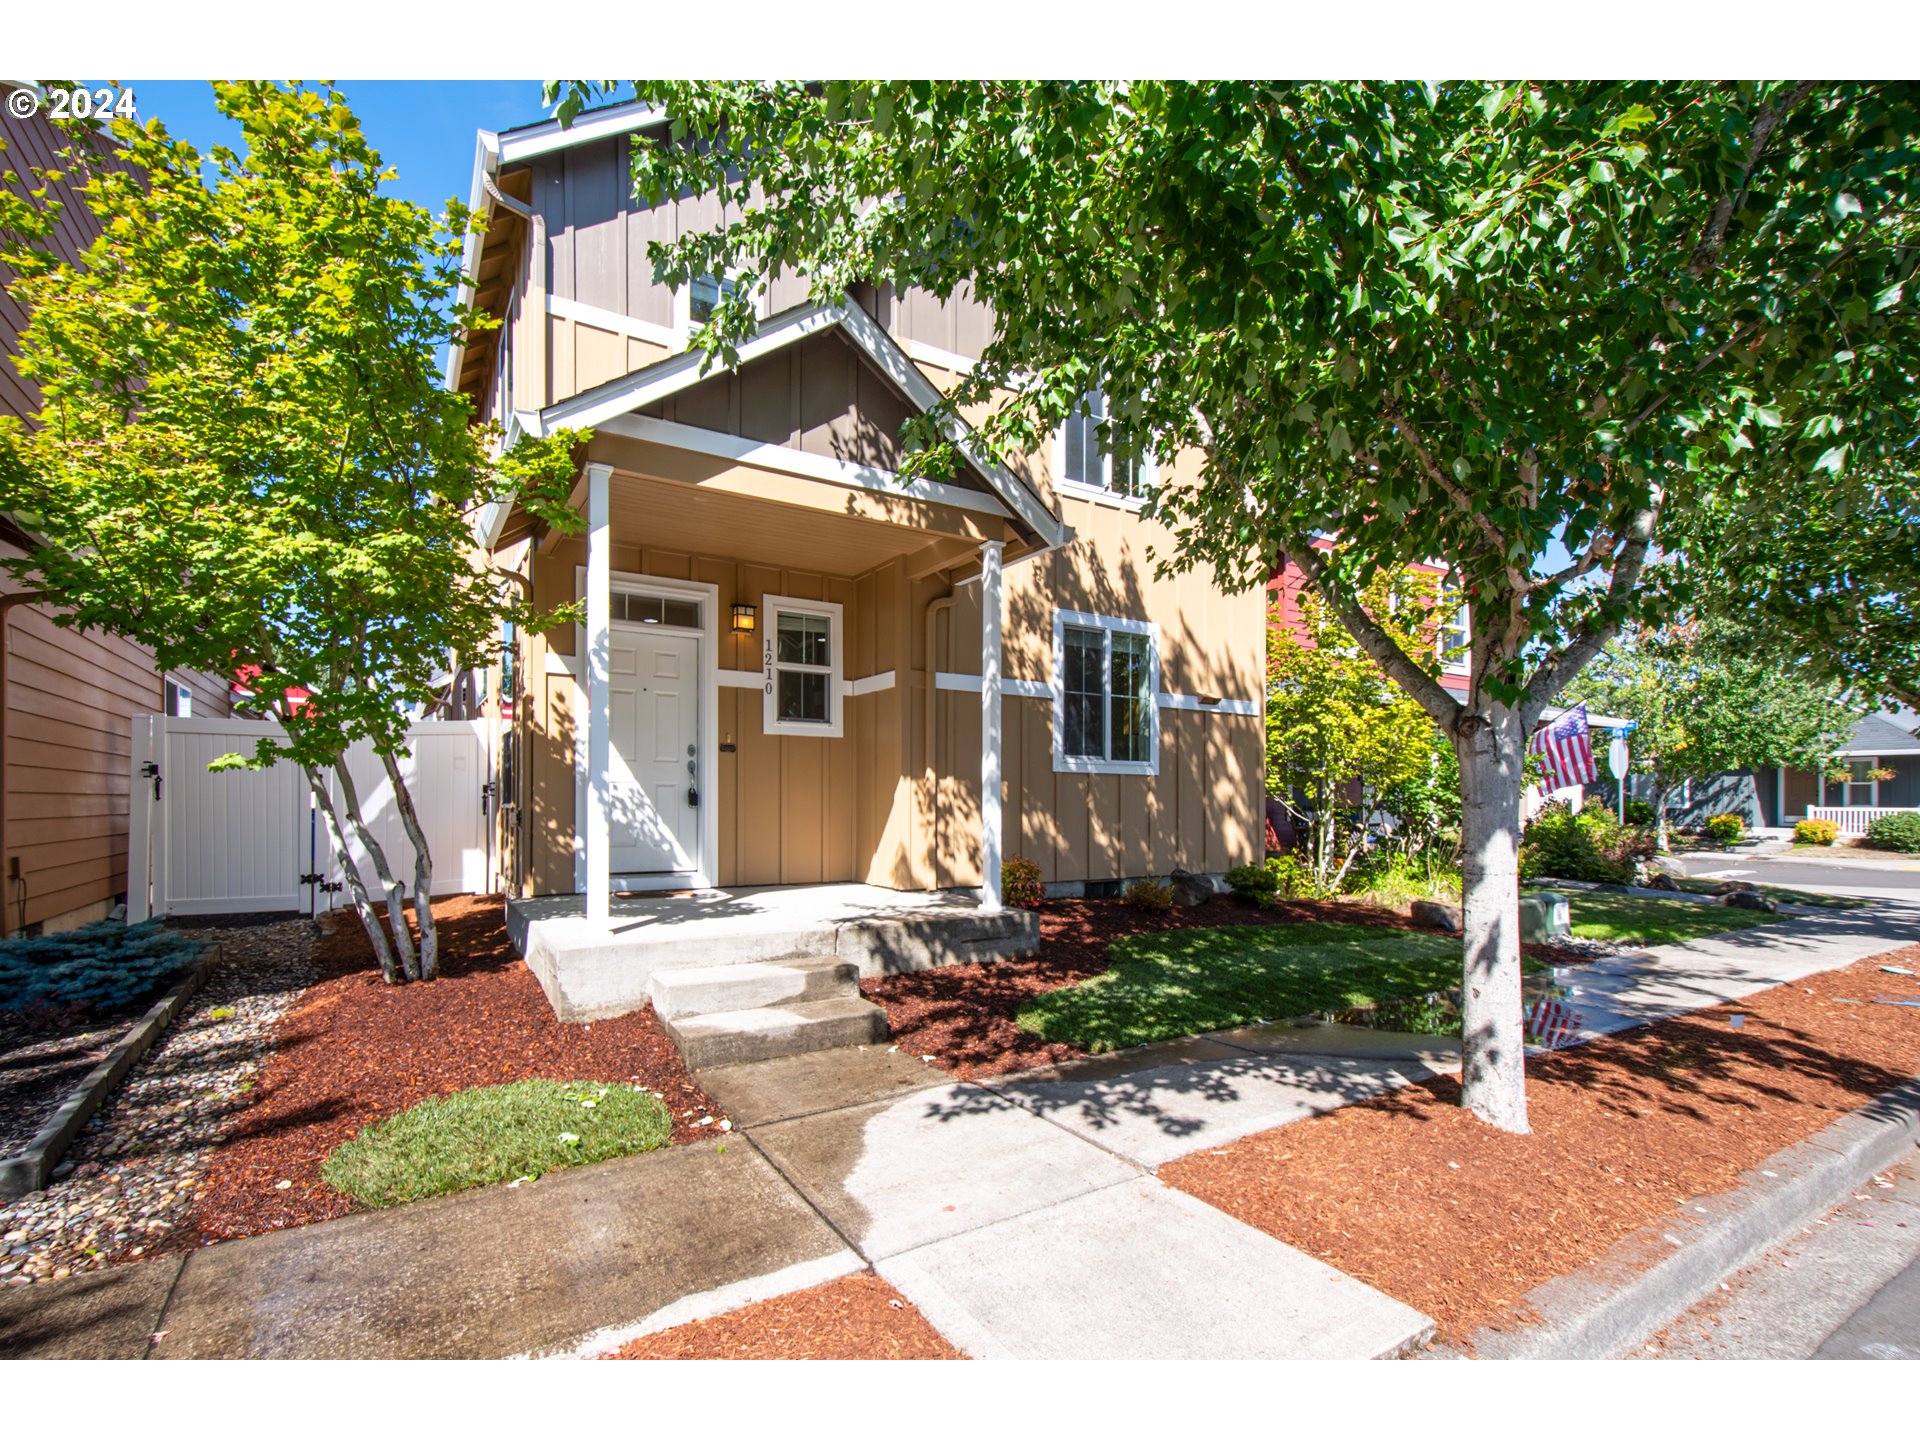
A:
[0, 82, 581, 980]
[557, 80, 1920, 1129]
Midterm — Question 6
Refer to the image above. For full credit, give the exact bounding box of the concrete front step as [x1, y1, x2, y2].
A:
[663, 996, 891, 1070]
[648, 957, 860, 1020]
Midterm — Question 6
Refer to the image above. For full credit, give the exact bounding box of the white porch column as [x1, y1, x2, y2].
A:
[585, 462, 613, 924]
[979, 539, 1005, 913]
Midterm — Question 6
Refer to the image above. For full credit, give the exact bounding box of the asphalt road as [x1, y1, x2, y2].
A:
[1675, 849, 1920, 902]
[1642, 1158, 1920, 1360]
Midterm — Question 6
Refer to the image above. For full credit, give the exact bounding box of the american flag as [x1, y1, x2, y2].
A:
[1530, 703, 1599, 788]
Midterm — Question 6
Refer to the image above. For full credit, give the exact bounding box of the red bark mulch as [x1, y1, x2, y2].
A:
[1161, 946, 1920, 1349]
[181, 896, 721, 1246]
[604, 1272, 964, 1360]
[861, 894, 1580, 1080]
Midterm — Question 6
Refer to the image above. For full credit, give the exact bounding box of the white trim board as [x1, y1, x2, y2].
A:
[597, 412, 1013, 521]
[495, 101, 667, 165]
[547, 294, 677, 350]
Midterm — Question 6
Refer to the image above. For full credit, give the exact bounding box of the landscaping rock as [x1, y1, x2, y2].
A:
[1711, 880, 1761, 897]
[1168, 870, 1219, 908]
[1641, 872, 1682, 891]
[1410, 900, 1462, 933]
[1722, 890, 1778, 913]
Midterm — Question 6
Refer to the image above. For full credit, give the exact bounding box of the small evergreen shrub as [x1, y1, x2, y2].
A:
[1623, 798, 1657, 826]
[1703, 813, 1747, 848]
[1123, 878, 1175, 914]
[0, 919, 202, 1017]
[1864, 810, 1920, 854]
[1001, 856, 1045, 909]
[1794, 817, 1840, 846]
[1224, 862, 1280, 905]
[1519, 803, 1653, 884]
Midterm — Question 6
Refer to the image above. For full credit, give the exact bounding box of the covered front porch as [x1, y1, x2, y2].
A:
[506, 882, 1039, 1027]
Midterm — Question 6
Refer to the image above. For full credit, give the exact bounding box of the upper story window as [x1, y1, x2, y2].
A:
[1439, 592, 1470, 674]
[763, 595, 844, 738]
[1052, 610, 1158, 776]
[676, 271, 751, 347]
[1056, 387, 1154, 507]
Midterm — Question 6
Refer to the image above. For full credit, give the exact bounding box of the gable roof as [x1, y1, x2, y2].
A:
[524, 294, 1066, 549]
[1843, 712, 1920, 756]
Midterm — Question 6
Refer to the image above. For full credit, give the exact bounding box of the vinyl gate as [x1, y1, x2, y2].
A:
[129, 716, 493, 920]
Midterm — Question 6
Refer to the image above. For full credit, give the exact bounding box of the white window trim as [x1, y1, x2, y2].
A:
[1053, 396, 1157, 512]
[1051, 609, 1160, 776]
[763, 594, 845, 738]
[672, 270, 763, 352]
[1440, 597, 1471, 676]
[1826, 756, 1880, 808]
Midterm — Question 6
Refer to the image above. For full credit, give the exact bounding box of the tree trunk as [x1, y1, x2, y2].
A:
[1453, 704, 1531, 1134]
[303, 764, 401, 984]
[332, 758, 418, 982]
[381, 750, 439, 982]
[1653, 780, 1674, 852]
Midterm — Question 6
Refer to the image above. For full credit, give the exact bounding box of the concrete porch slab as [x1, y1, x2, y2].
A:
[878, 1180, 1434, 1360]
[748, 1081, 1138, 1260]
[0, 1253, 184, 1359]
[507, 884, 1038, 1022]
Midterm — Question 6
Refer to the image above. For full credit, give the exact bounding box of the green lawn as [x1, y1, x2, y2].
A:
[321, 1079, 673, 1207]
[1015, 923, 1473, 1054]
[1566, 892, 1783, 945]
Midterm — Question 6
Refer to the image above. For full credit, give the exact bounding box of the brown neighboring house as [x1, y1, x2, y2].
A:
[1, 82, 229, 935]
[449, 100, 1266, 912]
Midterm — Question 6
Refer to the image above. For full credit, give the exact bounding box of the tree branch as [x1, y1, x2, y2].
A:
[1521, 491, 1663, 726]
[1289, 537, 1465, 730]
[1379, 395, 1524, 588]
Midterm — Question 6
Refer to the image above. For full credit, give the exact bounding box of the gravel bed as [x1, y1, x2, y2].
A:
[0, 918, 317, 1286]
[0, 1015, 138, 1159]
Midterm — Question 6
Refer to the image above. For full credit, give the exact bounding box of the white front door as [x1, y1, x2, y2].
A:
[609, 627, 702, 875]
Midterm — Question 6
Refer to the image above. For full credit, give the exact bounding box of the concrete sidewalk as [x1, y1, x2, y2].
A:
[5, 900, 1914, 1362]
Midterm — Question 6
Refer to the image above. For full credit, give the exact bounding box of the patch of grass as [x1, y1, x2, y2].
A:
[1567, 892, 1781, 946]
[1015, 923, 1474, 1053]
[321, 1079, 672, 1208]
[1672, 878, 1864, 910]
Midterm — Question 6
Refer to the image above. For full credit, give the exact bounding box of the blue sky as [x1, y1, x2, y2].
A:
[123, 81, 552, 217]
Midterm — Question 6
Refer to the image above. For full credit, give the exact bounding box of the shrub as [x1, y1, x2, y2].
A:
[1703, 813, 1746, 848]
[1864, 810, 1920, 854]
[1225, 862, 1280, 904]
[321, 1079, 672, 1207]
[1794, 817, 1840, 846]
[1123, 877, 1175, 914]
[1519, 802, 1653, 884]
[1001, 856, 1045, 909]
[1265, 851, 1331, 900]
[1344, 850, 1463, 907]
[1624, 798, 1657, 826]
[0, 920, 203, 1016]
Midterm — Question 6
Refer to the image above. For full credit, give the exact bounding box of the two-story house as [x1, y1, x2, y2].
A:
[447, 100, 1266, 936]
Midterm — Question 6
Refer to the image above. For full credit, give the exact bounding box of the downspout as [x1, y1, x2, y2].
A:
[0, 591, 43, 936]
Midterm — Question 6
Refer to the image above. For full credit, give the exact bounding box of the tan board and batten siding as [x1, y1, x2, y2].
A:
[1, 86, 230, 933]
[479, 118, 1262, 898]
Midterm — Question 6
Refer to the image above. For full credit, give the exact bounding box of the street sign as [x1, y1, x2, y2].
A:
[1607, 737, 1630, 779]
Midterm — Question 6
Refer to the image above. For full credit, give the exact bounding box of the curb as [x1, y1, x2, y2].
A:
[1448, 1075, 1920, 1360]
[0, 942, 220, 1202]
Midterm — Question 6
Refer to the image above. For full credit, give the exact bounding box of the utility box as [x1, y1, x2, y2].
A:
[1520, 891, 1571, 942]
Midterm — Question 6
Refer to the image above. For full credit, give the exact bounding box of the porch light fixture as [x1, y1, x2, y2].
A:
[730, 603, 757, 635]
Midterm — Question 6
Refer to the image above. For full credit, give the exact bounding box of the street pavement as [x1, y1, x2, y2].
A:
[1676, 848, 1920, 903]
[1642, 1157, 1920, 1360]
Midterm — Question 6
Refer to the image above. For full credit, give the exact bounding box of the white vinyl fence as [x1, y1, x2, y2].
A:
[129, 716, 493, 919]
